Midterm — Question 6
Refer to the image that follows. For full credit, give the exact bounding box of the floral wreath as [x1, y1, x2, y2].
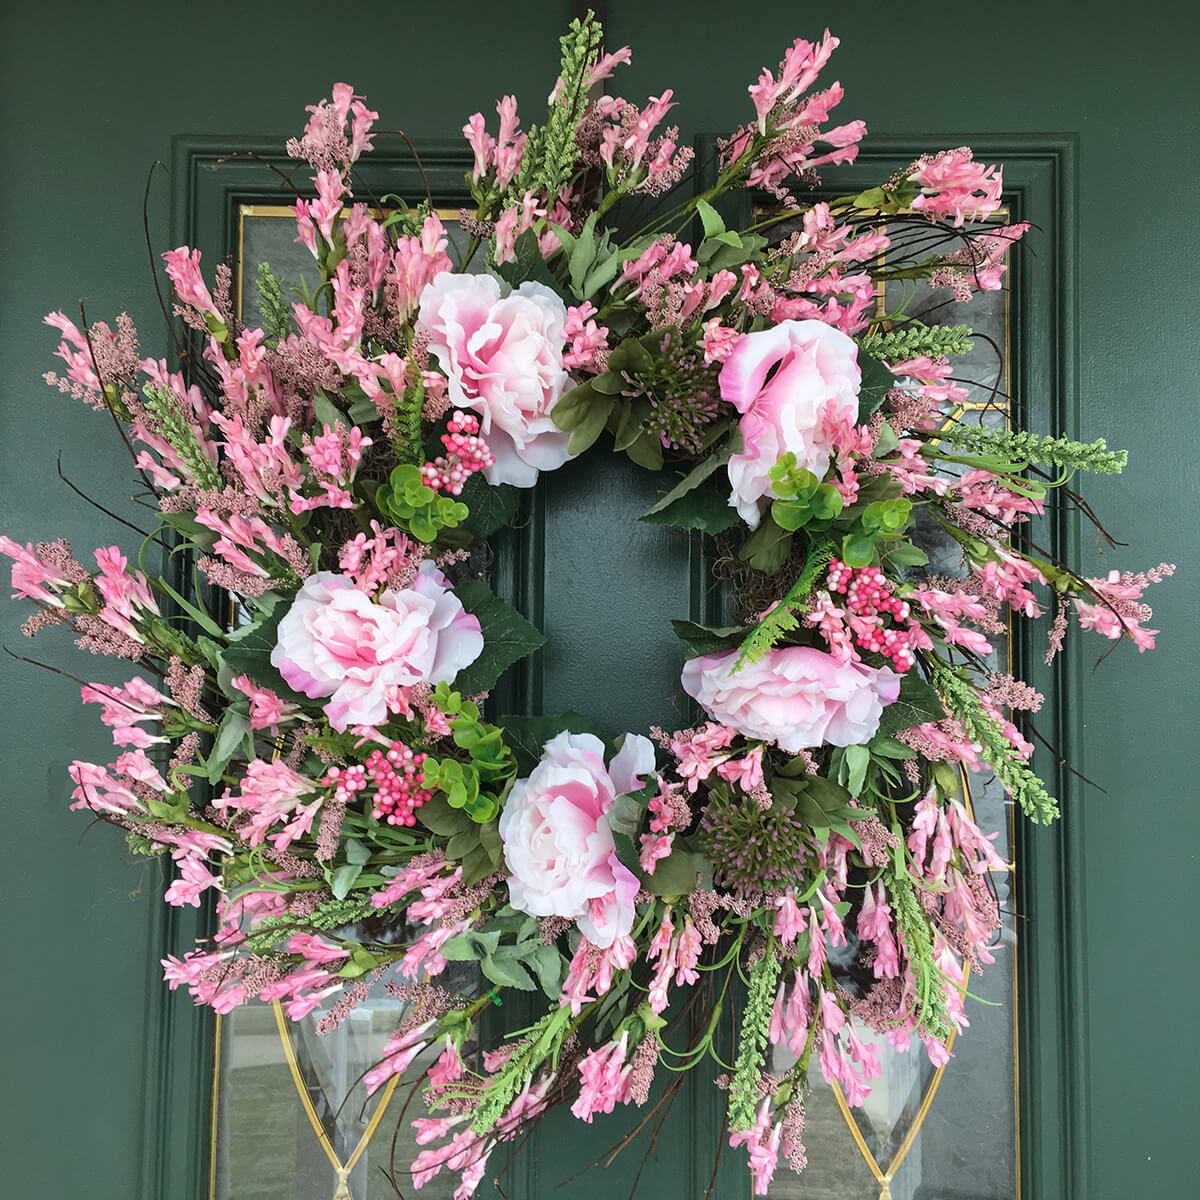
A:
[4, 14, 1172, 1198]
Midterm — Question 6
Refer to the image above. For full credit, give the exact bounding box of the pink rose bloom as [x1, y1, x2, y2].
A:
[270, 562, 483, 731]
[499, 730, 654, 948]
[417, 272, 572, 488]
[681, 647, 899, 753]
[720, 319, 861, 526]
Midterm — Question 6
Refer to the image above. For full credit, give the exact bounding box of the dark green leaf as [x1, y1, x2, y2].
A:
[528, 944, 564, 998]
[739, 517, 794, 573]
[459, 475, 519, 538]
[495, 229, 565, 297]
[874, 671, 947, 738]
[670, 619, 751, 657]
[206, 709, 251, 784]
[481, 954, 535, 990]
[884, 541, 930, 568]
[624, 429, 664, 471]
[646, 848, 706, 897]
[856, 352, 894, 423]
[567, 393, 615, 454]
[452, 580, 546, 696]
[312, 390, 346, 432]
[418, 794, 474, 837]
[641, 447, 736, 534]
[498, 712, 607, 775]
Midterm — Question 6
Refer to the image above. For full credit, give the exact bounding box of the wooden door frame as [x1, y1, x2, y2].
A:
[144, 131, 1083, 1200]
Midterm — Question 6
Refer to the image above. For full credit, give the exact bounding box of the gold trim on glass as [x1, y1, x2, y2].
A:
[273, 1001, 403, 1200]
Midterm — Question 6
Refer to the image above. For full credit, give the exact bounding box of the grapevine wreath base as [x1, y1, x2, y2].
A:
[3, 14, 1172, 1197]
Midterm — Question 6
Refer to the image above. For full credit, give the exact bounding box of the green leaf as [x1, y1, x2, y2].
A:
[551, 379, 599, 431]
[884, 541, 929, 568]
[495, 229, 565, 297]
[153, 576, 225, 637]
[459, 475, 519, 538]
[624, 429, 664, 471]
[498, 711, 607, 775]
[481, 953, 535, 990]
[696, 198, 726, 240]
[206, 709, 251, 784]
[874, 671, 947, 738]
[739, 517, 794, 573]
[670, 619, 751, 657]
[857, 353, 894, 423]
[640, 447, 736, 533]
[329, 863, 363, 900]
[568, 212, 600, 295]
[528, 944, 564, 998]
[567, 393, 615, 454]
[452, 580, 546, 696]
[645, 848, 706, 897]
[844, 744, 871, 797]
[417, 793, 474, 837]
[312, 390, 346, 432]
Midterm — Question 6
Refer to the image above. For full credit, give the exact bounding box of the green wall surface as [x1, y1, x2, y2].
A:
[1, 2, 1196, 1196]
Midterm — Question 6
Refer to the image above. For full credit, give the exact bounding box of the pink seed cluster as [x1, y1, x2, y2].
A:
[321, 742, 432, 826]
[827, 558, 917, 671]
[421, 411, 495, 495]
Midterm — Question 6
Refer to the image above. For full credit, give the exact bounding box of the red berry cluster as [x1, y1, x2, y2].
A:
[321, 742, 433, 827]
[421, 410, 495, 495]
[826, 558, 917, 671]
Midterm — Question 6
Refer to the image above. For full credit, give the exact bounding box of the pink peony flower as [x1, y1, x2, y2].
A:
[417, 272, 572, 487]
[270, 562, 482, 731]
[681, 646, 899, 753]
[719, 319, 861, 526]
[498, 731, 654, 948]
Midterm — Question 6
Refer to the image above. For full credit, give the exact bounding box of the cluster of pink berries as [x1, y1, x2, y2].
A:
[421, 411, 495, 495]
[321, 742, 433, 826]
[827, 558, 918, 671]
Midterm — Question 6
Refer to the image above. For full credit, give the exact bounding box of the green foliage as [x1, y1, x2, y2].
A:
[220, 594, 311, 706]
[841, 497, 913, 567]
[255, 262, 293, 345]
[452, 580, 547, 697]
[417, 683, 518, 824]
[494, 229, 565, 296]
[738, 513, 794, 573]
[498, 711, 608, 775]
[241, 892, 380, 954]
[734, 536, 836, 669]
[933, 665, 1059, 823]
[728, 945, 782, 1133]
[640, 446, 737, 534]
[548, 212, 650, 302]
[442, 915, 564, 996]
[856, 352, 896, 423]
[931, 425, 1128, 475]
[873, 670, 947, 738]
[512, 11, 603, 202]
[670, 619, 752, 657]
[768, 452, 844, 532]
[458, 474, 519, 538]
[888, 847, 953, 1043]
[415, 793, 505, 882]
[858, 323, 974, 362]
[141, 383, 223, 489]
[375, 464, 468, 542]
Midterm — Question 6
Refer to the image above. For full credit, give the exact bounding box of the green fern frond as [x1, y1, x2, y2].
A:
[734, 536, 836, 670]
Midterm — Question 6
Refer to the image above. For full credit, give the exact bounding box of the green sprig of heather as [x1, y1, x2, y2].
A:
[858, 323, 974, 361]
[241, 893, 379, 953]
[728, 944, 782, 1133]
[255, 262, 293, 345]
[734, 536, 836, 669]
[514, 11, 603, 201]
[141, 383, 223, 489]
[889, 857, 954, 1042]
[933, 665, 1059, 823]
[931, 425, 1128, 475]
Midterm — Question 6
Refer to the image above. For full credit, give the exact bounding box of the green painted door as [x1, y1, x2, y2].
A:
[2, 4, 1195, 1198]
